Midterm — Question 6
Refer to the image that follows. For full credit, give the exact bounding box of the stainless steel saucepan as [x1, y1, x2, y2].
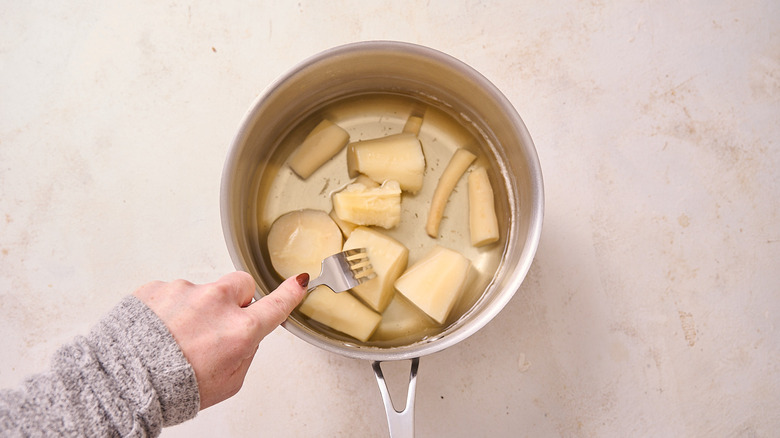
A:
[220, 41, 543, 437]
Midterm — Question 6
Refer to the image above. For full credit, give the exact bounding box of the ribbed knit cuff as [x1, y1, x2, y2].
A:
[98, 296, 200, 428]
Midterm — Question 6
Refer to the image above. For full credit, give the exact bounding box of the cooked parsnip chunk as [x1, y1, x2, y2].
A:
[266, 209, 342, 279]
[394, 245, 471, 324]
[329, 209, 357, 238]
[402, 115, 423, 135]
[374, 294, 437, 340]
[298, 286, 381, 342]
[328, 175, 381, 238]
[353, 174, 380, 188]
[343, 227, 409, 312]
[346, 133, 425, 193]
[425, 148, 477, 237]
[332, 180, 401, 229]
[468, 167, 500, 247]
[288, 120, 350, 179]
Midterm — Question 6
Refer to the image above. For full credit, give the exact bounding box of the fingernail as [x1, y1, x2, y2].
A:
[296, 273, 309, 288]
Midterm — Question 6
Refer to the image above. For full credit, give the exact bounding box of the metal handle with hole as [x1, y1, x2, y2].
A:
[372, 358, 420, 438]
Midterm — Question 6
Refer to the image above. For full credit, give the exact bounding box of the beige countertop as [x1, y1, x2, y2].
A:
[1, 1, 778, 436]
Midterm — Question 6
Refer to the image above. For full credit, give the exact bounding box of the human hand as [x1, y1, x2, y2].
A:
[133, 271, 309, 410]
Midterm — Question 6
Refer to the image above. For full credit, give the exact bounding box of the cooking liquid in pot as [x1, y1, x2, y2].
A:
[254, 93, 507, 348]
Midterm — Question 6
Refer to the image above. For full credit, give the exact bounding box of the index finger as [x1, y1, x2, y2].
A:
[246, 273, 308, 339]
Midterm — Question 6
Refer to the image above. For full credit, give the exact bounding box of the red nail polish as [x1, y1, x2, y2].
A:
[296, 273, 309, 288]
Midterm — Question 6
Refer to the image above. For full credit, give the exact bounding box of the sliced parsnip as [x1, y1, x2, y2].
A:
[345, 133, 425, 193]
[425, 148, 477, 237]
[394, 245, 471, 324]
[417, 105, 474, 147]
[332, 180, 401, 229]
[374, 294, 437, 340]
[402, 115, 423, 135]
[328, 209, 357, 238]
[298, 286, 381, 342]
[288, 120, 350, 179]
[266, 209, 342, 279]
[468, 167, 500, 247]
[343, 227, 409, 312]
[353, 174, 380, 188]
[328, 175, 382, 238]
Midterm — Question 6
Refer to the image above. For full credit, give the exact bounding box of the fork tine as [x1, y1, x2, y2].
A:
[345, 256, 369, 266]
[346, 255, 370, 265]
[307, 248, 375, 293]
[351, 264, 376, 280]
[342, 248, 367, 258]
[345, 248, 375, 280]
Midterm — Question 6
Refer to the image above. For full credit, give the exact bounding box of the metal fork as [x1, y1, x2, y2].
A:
[307, 248, 376, 293]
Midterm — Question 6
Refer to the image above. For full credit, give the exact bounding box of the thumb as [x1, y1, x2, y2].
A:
[247, 273, 309, 340]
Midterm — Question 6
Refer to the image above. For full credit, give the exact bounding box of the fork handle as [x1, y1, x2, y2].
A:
[306, 276, 330, 293]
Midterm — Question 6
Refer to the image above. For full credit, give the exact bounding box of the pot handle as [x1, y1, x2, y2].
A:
[371, 358, 420, 438]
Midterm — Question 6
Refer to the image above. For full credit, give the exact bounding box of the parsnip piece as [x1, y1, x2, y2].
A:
[266, 209, 342, 279]
[402, 115, 423, 135]
[418, 106, 474, 147]
[288, 120, 350, 179]
[298, 287, 381, 342]
[328, 175, 380, 238]
[374, 294, 437, 340]
[425, 148, 477, 238]
[394, 245, 472, 324]
[332, 180, 401, 229]
[345, 133, 425, 193]
[329, 209, 357, 238]
[343, 227, 409, 312]
[353, 174, 380, 188]
[468, 167, 500, 247]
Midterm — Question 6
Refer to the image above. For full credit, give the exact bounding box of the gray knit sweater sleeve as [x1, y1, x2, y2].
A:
[0, 295, 200, 437]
